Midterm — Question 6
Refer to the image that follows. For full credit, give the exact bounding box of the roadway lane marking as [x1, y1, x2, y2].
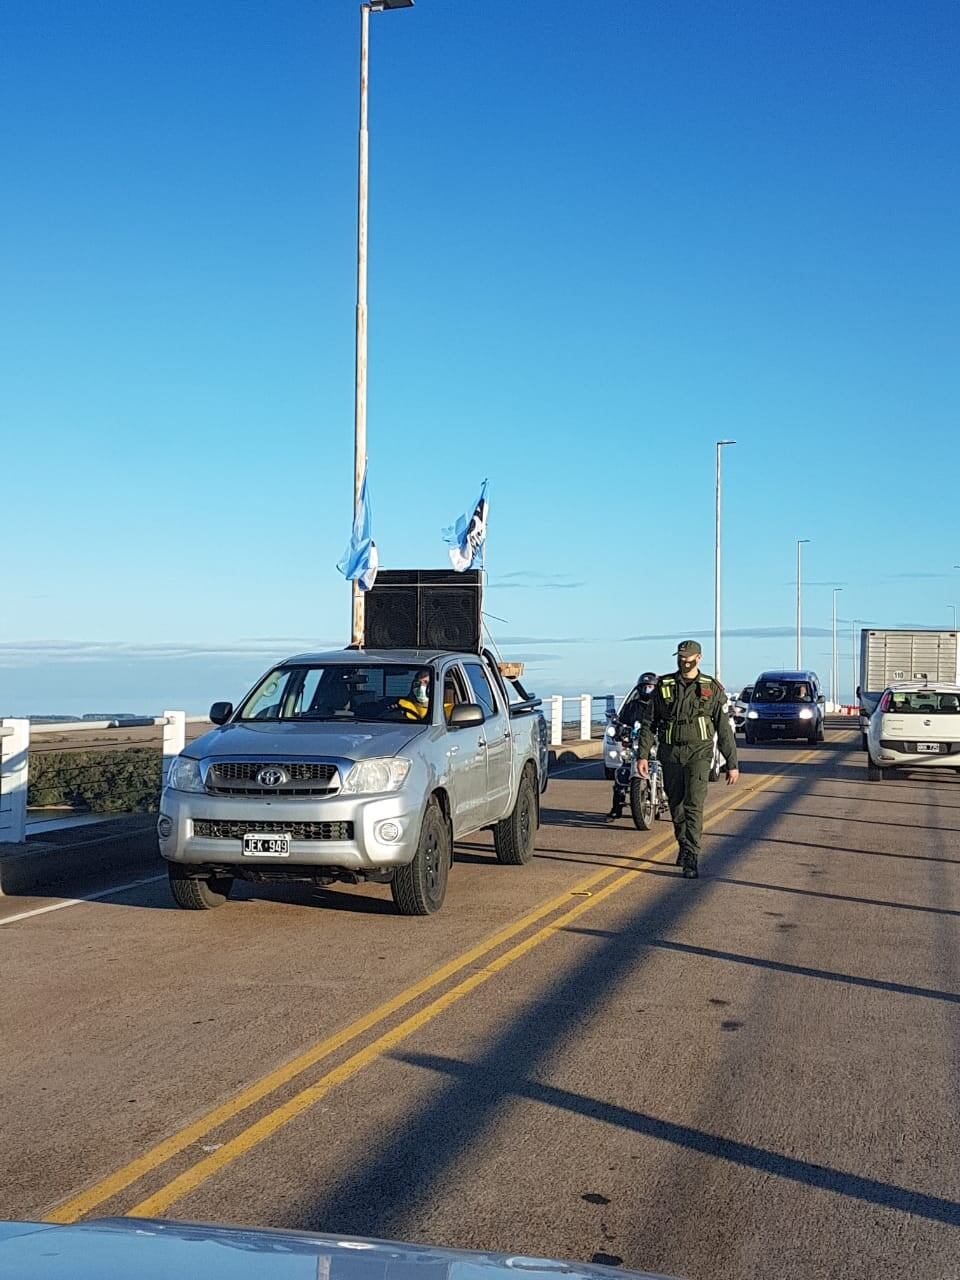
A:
[43, 773, 778, 1223]
[41, 862, 624, 1224]
[0, 875, 167, 927]
[118, 753, 813, 1219]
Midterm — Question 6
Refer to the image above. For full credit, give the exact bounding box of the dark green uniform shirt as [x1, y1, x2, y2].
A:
[638, 670, 739, 769]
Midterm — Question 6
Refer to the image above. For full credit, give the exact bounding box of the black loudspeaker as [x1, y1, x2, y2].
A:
[365, 570, 482, 651]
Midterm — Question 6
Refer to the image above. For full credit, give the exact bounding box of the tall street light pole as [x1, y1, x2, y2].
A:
[352, 0, 414, 647]
[796, 539, 810, 668]
[831, 587, 842, 708]
[714, 440, 736, 684]
[851, 617, 861, 706]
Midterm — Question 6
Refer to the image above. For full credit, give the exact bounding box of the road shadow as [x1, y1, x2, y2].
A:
[278, 752, 957, 1242]
[387, 1052, 960, 1229]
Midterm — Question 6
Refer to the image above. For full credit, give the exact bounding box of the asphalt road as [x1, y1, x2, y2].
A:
[1, 727, 958, 1280]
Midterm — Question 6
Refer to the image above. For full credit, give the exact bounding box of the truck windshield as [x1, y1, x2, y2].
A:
[753, 681, 813, 704]
[237, 664, 435, 723]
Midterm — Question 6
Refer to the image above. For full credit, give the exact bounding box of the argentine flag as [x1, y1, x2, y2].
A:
[337, 468, 379, 591]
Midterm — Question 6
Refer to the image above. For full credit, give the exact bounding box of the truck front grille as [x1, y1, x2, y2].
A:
[193, 819, 354, 841]
[204, 761, 339, 797]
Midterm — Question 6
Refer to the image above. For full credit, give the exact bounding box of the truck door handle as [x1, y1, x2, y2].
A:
[447, 745, 460, 756]
[478, 738, 487, 750]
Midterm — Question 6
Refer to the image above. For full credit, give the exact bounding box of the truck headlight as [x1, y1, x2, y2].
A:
[747, 710, 759, 720]
[341, 757, 411, 795]
[798, 708, 814, 720]
[166, 756, 204, 793]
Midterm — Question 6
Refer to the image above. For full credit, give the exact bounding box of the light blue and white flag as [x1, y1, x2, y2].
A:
[443, 479, 488, 572]
[337, 468, 379, 591]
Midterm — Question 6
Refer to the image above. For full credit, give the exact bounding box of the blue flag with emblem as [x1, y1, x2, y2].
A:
[443, 479, 488, 572]
[337, 467, 379, 591]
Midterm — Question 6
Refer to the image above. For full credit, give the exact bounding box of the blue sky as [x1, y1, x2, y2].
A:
[2, 0, 958, 715]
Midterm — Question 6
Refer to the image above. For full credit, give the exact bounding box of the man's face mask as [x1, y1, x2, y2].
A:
[679, 656, 698, 675]
[414, 680, 429, 705]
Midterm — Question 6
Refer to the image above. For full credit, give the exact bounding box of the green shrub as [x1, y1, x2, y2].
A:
[28, 748, 163, 813]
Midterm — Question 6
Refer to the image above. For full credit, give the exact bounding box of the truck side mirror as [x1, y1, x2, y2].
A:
[210, 701, 233, 725]
[856, 686, 861, 699]
[817, 695, 826, 706]
[449, 703, 485, 729]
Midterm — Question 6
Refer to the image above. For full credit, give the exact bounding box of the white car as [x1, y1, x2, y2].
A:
[866, 681, 960, 781]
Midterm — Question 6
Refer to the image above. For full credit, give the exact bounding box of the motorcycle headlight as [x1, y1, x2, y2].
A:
[166, 756, 204, 793]
[798, 708, 814, 720]
[341, 757, 411, 795]
[747, 710, 759, 720]
[605, 725, 617, 738]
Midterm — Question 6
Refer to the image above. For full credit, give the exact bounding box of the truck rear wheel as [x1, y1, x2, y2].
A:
[494, 769, 537, 866]
[168, 864, 233, 910]
[867, 759, 886, 782]
[392, 799, 450, 916]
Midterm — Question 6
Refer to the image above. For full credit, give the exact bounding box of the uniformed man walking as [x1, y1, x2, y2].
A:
[637, 640, 739, 878]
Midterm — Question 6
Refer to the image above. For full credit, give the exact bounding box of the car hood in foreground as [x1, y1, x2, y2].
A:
[0, 1219, 676, 1280]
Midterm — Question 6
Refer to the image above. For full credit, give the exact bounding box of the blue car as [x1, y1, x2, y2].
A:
[744, 670, 825, 745]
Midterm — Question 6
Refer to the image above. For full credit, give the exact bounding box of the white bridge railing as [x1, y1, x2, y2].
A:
[1, 695, 618, 847]
[0, 713, 194, 847]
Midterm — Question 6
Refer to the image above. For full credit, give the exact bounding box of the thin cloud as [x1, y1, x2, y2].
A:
[622, 627, 833, 642]
[499, 635, 591, 646]
[0, 639, 340, 667]
[490, 571, 584, 591]
[885, 573, 957, 583]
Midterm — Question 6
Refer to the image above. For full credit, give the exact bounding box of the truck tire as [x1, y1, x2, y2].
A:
[168, 864, 233, 910]
[867, 759, 886, 782]
[817, 721, 825, 742]
[494, 769, 537, 866]
[391, 799, 450, 916]
[861, 732, 868, 752]
[744, 728, 756, 745]
[630, 777, 654, 830]
[604, 766, 615, 781]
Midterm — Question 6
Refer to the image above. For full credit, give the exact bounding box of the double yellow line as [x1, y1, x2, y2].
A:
[45, 754, 809, 1223]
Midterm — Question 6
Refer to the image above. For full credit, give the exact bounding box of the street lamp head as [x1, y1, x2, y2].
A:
[717, 439, 736, 446]
[368, 0, 413, 9]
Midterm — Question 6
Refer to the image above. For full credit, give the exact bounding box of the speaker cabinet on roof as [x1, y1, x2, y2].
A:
[364, 570, 482, 651]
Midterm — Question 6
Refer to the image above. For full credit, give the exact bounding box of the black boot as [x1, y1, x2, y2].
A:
[682, 863, 699, 879]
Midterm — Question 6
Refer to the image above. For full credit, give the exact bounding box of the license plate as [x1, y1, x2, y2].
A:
[771, 723, 786, 731]
[242, 833, 291, 857]
[916, 742, 943, 754]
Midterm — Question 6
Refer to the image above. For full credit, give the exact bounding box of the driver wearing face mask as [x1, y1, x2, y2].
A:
[398, 669, 432, 722]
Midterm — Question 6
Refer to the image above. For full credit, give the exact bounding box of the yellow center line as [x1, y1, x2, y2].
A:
[120, 752, 811, 1219]
[46, 770, 776, 1225]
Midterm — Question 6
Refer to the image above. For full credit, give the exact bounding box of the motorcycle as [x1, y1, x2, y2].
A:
[605, 717, 670, 830]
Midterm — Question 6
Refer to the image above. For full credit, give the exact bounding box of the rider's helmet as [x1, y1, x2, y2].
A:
[638, 671, 658, 699]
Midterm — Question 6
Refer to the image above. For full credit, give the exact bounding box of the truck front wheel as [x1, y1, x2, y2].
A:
[392, 799, 450, 916]
[494, 769, 537, 866]
[168, 863, 233, 910]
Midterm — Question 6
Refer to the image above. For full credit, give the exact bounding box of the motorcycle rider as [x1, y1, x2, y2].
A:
[607, 672, 658, 820]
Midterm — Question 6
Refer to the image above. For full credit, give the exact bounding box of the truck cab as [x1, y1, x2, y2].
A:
[159, 648, 546, 917]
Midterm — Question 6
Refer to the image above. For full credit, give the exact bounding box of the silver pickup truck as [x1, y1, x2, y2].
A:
[158, 648, 547, 916]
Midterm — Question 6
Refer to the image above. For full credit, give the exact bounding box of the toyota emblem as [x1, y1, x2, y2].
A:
[257, 767, 288, 787]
